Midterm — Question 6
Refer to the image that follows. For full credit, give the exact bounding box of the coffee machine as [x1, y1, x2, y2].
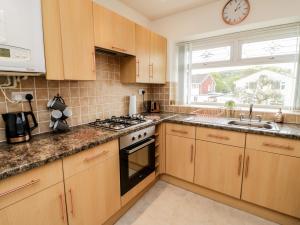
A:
[2, 112, 38, 144]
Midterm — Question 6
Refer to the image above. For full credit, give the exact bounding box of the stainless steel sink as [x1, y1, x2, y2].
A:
[228, 120, 278, 130]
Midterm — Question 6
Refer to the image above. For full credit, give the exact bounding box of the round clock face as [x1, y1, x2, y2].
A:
[222, 0, 250, 25]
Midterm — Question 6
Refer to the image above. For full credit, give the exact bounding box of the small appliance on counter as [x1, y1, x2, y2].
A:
[2, 111, 38, 144]
[146, 101, 160, 113]
[47, 94, 71, 133]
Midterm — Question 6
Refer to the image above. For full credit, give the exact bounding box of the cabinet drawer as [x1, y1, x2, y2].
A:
[63, 140, 118, 178]
[0, 161, 63, 210]
[166, 123, 195, 139]
[196, 127, 245, 147]
[246, 134, 300, 157]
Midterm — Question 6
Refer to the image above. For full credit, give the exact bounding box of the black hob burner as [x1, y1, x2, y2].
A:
[88, 114, 148, 131]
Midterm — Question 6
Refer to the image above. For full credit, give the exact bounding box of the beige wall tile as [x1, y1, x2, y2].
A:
[35, 89, 49, 100]
[0, 54, 154, 142]
[35, 76, 48, 88]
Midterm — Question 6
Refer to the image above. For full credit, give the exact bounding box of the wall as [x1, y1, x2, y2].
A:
[148, 0, 300, 120]
[0, 54, 151, 142]
[93, 0, 150, 27]
[150, 0, 300, 81]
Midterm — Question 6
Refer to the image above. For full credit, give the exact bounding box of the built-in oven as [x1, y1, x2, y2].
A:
[119, 126, 156, 196]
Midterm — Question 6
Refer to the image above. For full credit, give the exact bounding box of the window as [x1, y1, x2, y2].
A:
[241, 37, 299, 59]
[192, 46, 231, 64]
[176, 23, 300, 110]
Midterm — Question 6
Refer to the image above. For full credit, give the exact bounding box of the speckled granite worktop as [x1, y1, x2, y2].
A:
[0, 113, 175, 181]
[164, 114, 300, 140]
[0, 112, 300, 181]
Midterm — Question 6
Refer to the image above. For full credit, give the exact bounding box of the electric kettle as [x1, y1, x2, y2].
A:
[2, 111, 38, 144]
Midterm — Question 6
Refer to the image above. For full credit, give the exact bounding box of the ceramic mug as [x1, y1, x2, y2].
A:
[61, 107, 73, 120]
[47, 96, 66, 111]
[51, 110, 63, 122]
[53, 120, 69, 132]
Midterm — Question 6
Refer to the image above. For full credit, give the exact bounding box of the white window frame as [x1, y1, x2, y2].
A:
[177, 23, 300, 109]
[237, 33, 300, 66]
[191, 41, 234, 69]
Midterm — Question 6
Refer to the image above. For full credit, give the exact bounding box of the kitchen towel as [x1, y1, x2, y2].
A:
[129, 95, 136, 116]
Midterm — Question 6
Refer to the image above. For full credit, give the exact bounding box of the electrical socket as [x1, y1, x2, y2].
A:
[11, 91, 34, 102]
[138, 89, 145, 95]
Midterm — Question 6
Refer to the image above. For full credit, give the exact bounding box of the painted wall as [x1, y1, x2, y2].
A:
[93, 0, 150, 27]
[149, 0, 300, 81]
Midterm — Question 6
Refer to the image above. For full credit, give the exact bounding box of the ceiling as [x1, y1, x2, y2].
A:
[119, 0, 220, 20]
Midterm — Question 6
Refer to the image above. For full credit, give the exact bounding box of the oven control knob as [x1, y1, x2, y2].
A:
[138, 134, 142, 139]
[132, 137, 136, 141]
[144, 132, 147, 136]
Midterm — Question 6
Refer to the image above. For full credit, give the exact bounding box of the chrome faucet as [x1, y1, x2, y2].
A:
[249, 104, 253, 121]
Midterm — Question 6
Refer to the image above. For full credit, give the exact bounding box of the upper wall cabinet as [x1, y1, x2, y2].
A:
[149, 32, 167, 84]
[42, 0, 96, 80]
[120, 25, 167, 84]
[93, 3, 135, 55]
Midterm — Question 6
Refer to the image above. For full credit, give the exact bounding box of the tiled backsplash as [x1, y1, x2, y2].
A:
[0, 54, 151, 142]
[1, 54, 300, 142]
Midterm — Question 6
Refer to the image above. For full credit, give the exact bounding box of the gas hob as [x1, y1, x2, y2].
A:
[88, 115, 151, 131]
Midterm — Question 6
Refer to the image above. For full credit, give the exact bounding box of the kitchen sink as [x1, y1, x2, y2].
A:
[228, 120, 278, 130]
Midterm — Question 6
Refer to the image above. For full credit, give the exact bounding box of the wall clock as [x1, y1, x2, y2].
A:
[222, 0, 250, 25]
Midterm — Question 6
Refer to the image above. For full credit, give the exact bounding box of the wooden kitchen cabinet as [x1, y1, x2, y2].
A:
[0, 161, 63, 210]
[93, 3, 135, 55]
[64, 141, 121, 225]
[149, 32, 167, 84]
[42, 0, 96, 80]
[166, 135, 195, 182]
[0, 182, 67, 225]
[242, 149, 300, 218]
[135, 24, 151, 83]
[155, 123, 166, 176]
[120, 25, 167, 84]
[194, 140, 244, 198]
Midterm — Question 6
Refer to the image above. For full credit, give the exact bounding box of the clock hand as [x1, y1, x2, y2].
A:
[235, 2, 241, 12]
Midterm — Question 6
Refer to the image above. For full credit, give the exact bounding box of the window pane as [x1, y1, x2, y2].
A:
[242, 37, 299, 59]
[192, 46, 231, 64]
[190, 63, 297, 108]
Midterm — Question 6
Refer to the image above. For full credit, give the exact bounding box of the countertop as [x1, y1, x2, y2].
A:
[164, 114, 300, 140]
[0, 112, 300, 181]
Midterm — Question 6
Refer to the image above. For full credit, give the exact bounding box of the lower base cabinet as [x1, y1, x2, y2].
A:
[242, 149, 300, 218]
[194, 141, 244, 198]
[0, 182, 67, 225]
[166, 134, 195, 182]
[65, 153, 121, 225]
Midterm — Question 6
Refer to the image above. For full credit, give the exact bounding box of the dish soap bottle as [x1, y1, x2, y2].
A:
[274, 108, 284, 123]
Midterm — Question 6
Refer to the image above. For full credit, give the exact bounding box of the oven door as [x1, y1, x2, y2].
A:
[120, 137, 155, 196]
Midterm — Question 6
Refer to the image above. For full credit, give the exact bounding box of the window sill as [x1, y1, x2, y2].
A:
[171, 104, 300, 115]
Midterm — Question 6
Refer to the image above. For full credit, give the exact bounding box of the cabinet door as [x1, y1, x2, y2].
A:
[93, 4, 135, 55]
[242, 149, 300, 218]
[150, 32, 167, 84]
[166, 135, 195, 182]
[93, 3, 114, 51]
[135, 24, 150, 83]
[0, 183, 67, 225]
[41, 0, 64, 80]
[65, 154, 121, 225]
[194, 141, 244, 198]
[59, 0, 96, 80]
[112, 13, 135, 55]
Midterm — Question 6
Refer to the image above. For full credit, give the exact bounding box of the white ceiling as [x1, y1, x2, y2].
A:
[118, 0, 220, 20]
